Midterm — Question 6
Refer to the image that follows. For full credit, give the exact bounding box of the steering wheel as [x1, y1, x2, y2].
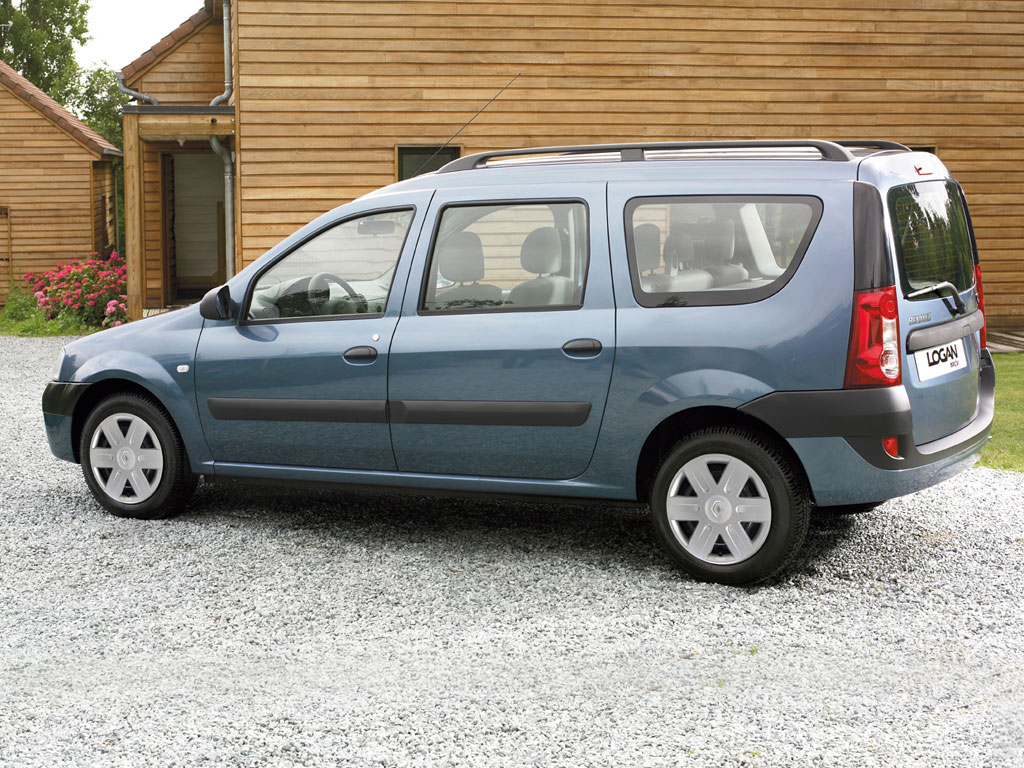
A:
[307, 272, 368, 315]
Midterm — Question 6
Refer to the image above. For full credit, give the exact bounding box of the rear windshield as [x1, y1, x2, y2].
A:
[888, 180, 974, 298]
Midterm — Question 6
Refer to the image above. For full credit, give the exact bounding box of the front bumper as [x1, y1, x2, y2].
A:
[738, 350, 995, 505]
[41, 381, 90, 463]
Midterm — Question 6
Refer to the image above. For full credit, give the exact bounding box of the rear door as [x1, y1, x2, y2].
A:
[888, 179, 983, 445]
[387, 182, 615, 480]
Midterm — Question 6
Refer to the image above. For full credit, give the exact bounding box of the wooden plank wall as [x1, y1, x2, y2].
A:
[128, 19, 226, 106]
[0, 83, 98, 293]
[233, 0, 1024, 325]
[92, 161, 116, 253]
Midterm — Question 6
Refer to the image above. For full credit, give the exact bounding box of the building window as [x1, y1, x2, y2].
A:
[397, 146, 460, 180]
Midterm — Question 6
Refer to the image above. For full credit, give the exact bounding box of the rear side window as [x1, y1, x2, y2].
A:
[888, 181, 974, 298]
[421, 201, 588, 313]
[625, 196, 822, 307]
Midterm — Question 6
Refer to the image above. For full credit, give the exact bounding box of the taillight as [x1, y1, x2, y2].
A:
[975, 263, 986, 349]
[845, 286, 901, 388]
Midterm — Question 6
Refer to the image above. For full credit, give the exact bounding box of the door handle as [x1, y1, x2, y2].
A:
[562, 338, 602, 357]
[343, 346, 377, 364]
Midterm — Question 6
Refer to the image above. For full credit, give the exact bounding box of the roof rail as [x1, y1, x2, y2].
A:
[437, 140, 856, 173]
[834, 140, 911, 152]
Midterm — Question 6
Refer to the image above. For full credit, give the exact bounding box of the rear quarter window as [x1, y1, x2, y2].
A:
[888, 180, 974, 298]
[625, 195, 822, 307]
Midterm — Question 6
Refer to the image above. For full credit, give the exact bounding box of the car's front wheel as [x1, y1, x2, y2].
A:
[650, 427, 810, 585]
[79, 393, 196, 519]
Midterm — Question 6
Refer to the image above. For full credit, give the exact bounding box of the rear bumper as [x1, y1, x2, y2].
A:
[41, 381, 90, 463]
[739, 350, 995, 505]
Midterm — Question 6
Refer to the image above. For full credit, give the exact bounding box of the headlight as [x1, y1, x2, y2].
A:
[53, 348, 66, 381]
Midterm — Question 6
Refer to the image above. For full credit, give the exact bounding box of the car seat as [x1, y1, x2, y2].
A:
[434, 231, 503, 309]
[508, 227, 576, 307]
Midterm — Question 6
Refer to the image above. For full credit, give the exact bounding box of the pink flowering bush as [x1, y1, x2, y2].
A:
[25, 252, 128, 329]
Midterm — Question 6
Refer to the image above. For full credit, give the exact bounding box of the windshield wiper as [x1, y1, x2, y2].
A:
[907, 281, 967, 317]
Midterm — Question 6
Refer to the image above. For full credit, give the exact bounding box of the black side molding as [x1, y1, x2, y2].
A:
[206, 398, 591, 427]
[390, 400, 591, 427]
[42, 381, 90, 416]
[208, 398, 387, 423]
[905, 309, 984, 353]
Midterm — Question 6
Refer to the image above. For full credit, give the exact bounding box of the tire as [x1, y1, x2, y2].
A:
[649, 427, 810, 586]
[79, 393, 196, 520]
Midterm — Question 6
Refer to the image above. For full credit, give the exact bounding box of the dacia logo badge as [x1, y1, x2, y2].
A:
[909, 313, 932, 325]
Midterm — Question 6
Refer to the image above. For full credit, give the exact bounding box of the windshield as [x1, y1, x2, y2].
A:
[888, 180, 974, 298]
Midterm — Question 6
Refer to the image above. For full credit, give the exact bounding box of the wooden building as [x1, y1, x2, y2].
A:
[122, 0, 1024, 326]
[0, 60, 120, 304]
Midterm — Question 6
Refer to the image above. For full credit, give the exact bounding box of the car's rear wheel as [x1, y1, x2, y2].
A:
[650, 427, 810, 585]
[79, 393, 196, 519]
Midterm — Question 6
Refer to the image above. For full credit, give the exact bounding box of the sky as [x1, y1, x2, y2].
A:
[75, 0, 204, 71]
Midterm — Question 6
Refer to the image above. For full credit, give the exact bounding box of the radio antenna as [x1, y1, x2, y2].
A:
[411, 72, 522, 177]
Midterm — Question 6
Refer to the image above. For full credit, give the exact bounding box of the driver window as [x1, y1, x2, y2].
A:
[247, 209, 414, 321]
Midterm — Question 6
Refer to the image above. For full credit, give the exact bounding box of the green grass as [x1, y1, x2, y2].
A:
[980, 352, 1024, 472]
[0, 290, 96, 337]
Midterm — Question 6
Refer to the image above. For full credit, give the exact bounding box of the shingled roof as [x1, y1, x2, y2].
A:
[121, 2, 218, 83]
[0, 59, 120, 158]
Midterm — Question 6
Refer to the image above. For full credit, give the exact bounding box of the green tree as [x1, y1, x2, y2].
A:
[73, 65, 128, 250]
[73, 65, 128, 149]
[0, 0, 90, 105]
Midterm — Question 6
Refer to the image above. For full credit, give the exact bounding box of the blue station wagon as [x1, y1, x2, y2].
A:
[42, 140, 995, 584]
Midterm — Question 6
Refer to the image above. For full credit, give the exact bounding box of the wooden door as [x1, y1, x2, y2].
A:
[0, 208, 11, 304]
[161, 154, 177, 305]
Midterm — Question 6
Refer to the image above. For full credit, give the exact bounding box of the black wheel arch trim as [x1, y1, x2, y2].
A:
[42, 381, 91, 417]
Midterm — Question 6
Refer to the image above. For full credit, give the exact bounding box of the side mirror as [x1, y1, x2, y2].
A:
[199, 284, 236, 321]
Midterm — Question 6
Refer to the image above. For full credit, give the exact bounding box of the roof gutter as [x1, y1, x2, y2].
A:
[116, 71, 159, 106]
[210, 0, 235, 279]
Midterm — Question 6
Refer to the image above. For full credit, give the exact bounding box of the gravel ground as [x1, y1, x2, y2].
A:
[1, 335, 1022, 768]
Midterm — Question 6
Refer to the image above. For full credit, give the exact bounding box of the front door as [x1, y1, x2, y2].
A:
[195, 195, 430, 470]
[388, 183, 615, 480]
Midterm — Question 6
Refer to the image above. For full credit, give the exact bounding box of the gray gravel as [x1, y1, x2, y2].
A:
[1, 335, 1022, 768]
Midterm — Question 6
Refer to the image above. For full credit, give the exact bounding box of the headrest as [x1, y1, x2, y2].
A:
[663, 232, 695, 270]
[520, 227, 562, 275]
[438, 231, 485, 283]
[633, 223, 662, 273]
[704, 219, 735, 265]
